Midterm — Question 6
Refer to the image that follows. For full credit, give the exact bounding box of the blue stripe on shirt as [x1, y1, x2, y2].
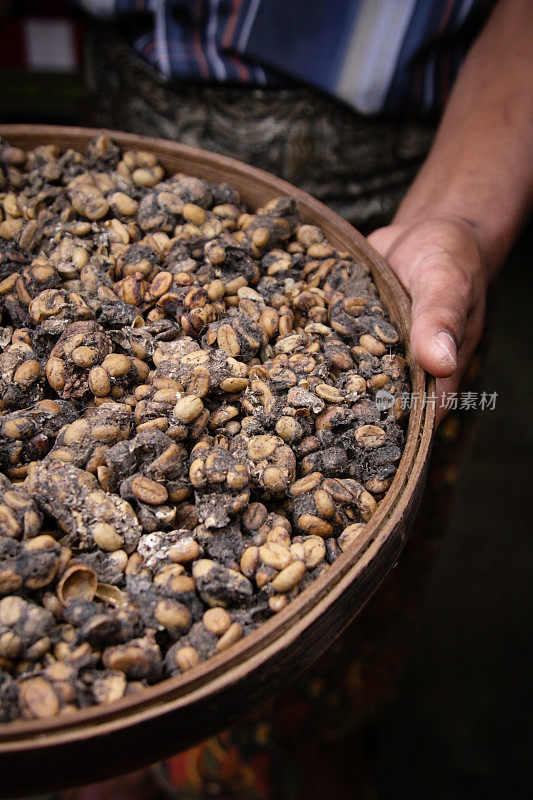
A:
[232, 0, 358, 96]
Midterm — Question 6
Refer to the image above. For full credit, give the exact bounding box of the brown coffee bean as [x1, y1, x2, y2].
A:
[102, 354, 131, 378]
[315, 384, 344, 403]
[149, 271, 173, 298]
[203, 607, 231, 636]
[338, 523, 367, 552]
[131, 476, 169, 505]
[354, 425, 387, 449]
[92, 523, 125, 552]
[183, 203, 206, 226]
[297, 514, 333, 537]
[88, 366, 111, 397]
[46, 357, 66, 391]
[313, 489, 335, 518]
[168, 537, 200, 563]
[217, 324, 240, 357]
[111, 191, 138, 216]
[216, 622, 243, 651]
[14, 359, 41, 383]
[240, 546, 260, 578]
[132, 166, 164, 187]
[290, 473, 323, 496]
[359, 334, 387, 356]
[174, 395, 204, 423]
[247, 435, 278, 460]
[269, 594, 289, 613]
[175, 646, 201, 671]
[259, 542, 292, 571]
[220, 377, 248, 392]
[271, 561, 306, 593]
[300, 536, 326, 568]
[155, 600, 191, 633]
[19, 677, 60, 719]
[72, 346, 98, 368]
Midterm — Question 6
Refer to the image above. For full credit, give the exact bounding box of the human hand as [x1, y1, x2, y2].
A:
[367, 216, 488, 426]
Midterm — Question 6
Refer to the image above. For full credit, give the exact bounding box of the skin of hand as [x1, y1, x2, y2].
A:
[368, 216, 487, 426]
[367, 0, 533, 427]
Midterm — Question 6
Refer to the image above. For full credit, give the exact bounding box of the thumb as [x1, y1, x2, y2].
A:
[368, 220, 482, 380]
[407, 252, 472, 378]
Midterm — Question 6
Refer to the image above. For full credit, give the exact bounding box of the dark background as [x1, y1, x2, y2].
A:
[376, 229, 533, 799]
[1, 2, 531, 798]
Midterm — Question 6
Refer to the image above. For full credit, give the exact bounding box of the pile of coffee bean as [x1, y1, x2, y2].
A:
[0, 135, 410, 722]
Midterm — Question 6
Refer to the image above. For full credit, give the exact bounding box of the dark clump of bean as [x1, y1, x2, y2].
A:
[0, 472, 43, 539]
[0, 134, 410, 722]
[0, 399, 78, 477]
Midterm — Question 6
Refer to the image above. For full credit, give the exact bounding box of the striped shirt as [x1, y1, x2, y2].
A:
[75, 0, 496, 114]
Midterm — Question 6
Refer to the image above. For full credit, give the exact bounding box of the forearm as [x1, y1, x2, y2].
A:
[395, 0, 533, 278]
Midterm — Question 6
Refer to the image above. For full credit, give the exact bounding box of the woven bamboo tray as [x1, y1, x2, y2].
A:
[0, 125, 435, 797]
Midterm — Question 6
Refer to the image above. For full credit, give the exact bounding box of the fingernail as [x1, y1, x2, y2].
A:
[434, 331, 457, 370]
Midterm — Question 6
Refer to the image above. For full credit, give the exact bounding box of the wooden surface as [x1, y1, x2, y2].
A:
[0, 125, 435, 796]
